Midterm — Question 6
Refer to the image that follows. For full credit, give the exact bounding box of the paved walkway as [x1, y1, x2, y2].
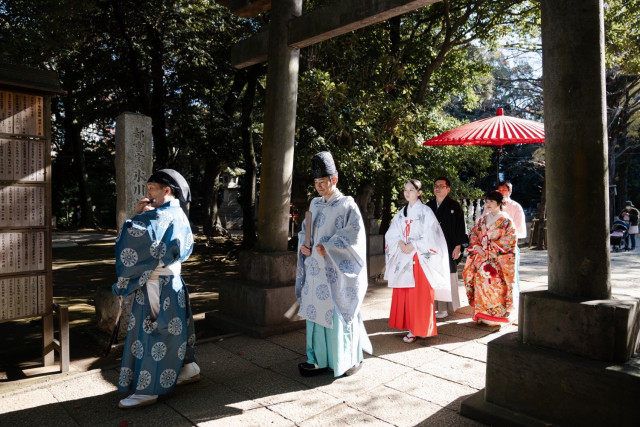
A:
[1, 247, 639, 426]
[51, 231, 117, 248]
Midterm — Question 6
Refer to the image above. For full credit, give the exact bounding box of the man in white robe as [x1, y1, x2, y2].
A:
[295, 151, 372, 377]
[496, 181, 526, 294]
[497, 181, 527, 240]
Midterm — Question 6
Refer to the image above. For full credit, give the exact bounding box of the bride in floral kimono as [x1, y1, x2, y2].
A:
[463, 190, 517, 326]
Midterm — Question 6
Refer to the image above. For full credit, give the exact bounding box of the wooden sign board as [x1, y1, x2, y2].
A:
[0, 90, 48, 321]
[0, 63, 67, 371]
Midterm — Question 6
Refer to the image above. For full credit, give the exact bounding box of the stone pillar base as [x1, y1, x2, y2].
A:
[239, 250, 297, 284]
[519, 288, 640, 362]
[367, 233, 385, 277]
[95, 286, 133, 340]
[461, 332, 640, 426]
[206, 250, 303, 337]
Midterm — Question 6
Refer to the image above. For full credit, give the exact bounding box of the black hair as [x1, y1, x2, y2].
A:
[485, 190, 504, 209]
[403, 179, 423, 217]
[434, 177, 450, 187]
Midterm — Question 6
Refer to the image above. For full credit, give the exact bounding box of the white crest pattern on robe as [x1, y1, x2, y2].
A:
[112, 199, 196, 395]
[384, 201, 452, 301]
[295, 190, 368, 329]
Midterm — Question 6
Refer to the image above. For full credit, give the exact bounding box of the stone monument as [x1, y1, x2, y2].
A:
[95, 112, 153, 339]
[114, 112, 153, 230]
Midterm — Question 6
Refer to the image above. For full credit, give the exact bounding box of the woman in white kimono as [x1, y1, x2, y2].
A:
[385, 179, 451, 343]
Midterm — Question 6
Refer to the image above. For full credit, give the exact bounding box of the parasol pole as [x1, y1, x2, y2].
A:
[496, 145, 503, 185]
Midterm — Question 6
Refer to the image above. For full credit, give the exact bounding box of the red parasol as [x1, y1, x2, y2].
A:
[422, 108, 544, 181]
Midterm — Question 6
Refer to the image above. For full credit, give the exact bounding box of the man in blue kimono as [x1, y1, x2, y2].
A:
[296, 151, 372, 377]
[114, 169, 200, 408]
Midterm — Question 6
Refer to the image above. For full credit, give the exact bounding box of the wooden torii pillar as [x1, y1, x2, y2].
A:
[211, 0, 440, 335]
[224, 0, 440, 251]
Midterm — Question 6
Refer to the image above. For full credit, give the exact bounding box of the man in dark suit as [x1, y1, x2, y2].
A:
[426, 177, 469, 318]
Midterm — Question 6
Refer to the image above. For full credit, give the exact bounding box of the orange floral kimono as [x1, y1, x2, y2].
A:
[463, 213, 517, 324]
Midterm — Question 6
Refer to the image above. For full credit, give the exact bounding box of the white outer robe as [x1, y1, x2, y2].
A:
[384, 201, 452, 301]
[503, 199, 527, 239]
[295, 190, 368, 330]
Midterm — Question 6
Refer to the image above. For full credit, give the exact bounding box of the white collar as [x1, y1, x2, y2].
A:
[486, 210, 507, 226]
[320, 188, 342, 204]
[406, 200, 423, 212]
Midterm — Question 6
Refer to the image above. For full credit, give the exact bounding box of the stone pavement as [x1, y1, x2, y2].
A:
[51, 231, 117, 248]
[1, 247, 639, 426]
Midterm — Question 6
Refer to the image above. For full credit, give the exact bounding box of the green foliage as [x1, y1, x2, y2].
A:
[1, 0, 549, 230]
[0, 0, 260, 227]
[294, 1, 539, 212]
[604, 0, 640, 206]
[605, 0, 640, 74]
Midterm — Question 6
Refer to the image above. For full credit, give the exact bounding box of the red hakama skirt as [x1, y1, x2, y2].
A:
[388, 253, 437, 337]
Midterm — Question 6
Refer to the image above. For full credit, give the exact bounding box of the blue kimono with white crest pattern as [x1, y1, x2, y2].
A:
[112, 199, 196, 395]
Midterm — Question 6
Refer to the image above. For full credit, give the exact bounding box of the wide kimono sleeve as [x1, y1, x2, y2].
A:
[112, 214, 158, 297]
[157, 207, 194, 267]
[411, 206, 446, 256]
[451, 200, 469, 248]
[322, 198, 366, 275]
[321, 197, 368, 326]
[489, 217, 517, 256]
[491, 217, 517, 286]
[466, 218, 484, 256]
[384, 211, 403, 257]
[411, 205, 451, 295]
[383, 211, 405, 282]
[295, 213, 310, 303]
[112, 205, 193, 297]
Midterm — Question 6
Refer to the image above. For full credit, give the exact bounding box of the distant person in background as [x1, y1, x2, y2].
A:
[496, 181, 527, 240]
[463, 191, 517, 326]
[494, 181, 526, 293]
[385, 179, 451, 343]
[620, 201, 640, 250]
[426, 177, 469, 319]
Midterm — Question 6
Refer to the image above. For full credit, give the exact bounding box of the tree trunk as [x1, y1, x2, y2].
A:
[530, 179, 546, 250]
[112, 1, 169, 168]
[202, 158, 222, 237]
[111, 0, 152, 112]
[240, 69, 259, 248]
[148, 28, 169, 168]
[378, 168, 393, 235]
[618, 154, 630, 211]
[59, 98, 97, 229]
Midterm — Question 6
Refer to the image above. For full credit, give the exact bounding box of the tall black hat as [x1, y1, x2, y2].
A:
[311, 151, 337, 179]
[148, 169, 191, 215]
